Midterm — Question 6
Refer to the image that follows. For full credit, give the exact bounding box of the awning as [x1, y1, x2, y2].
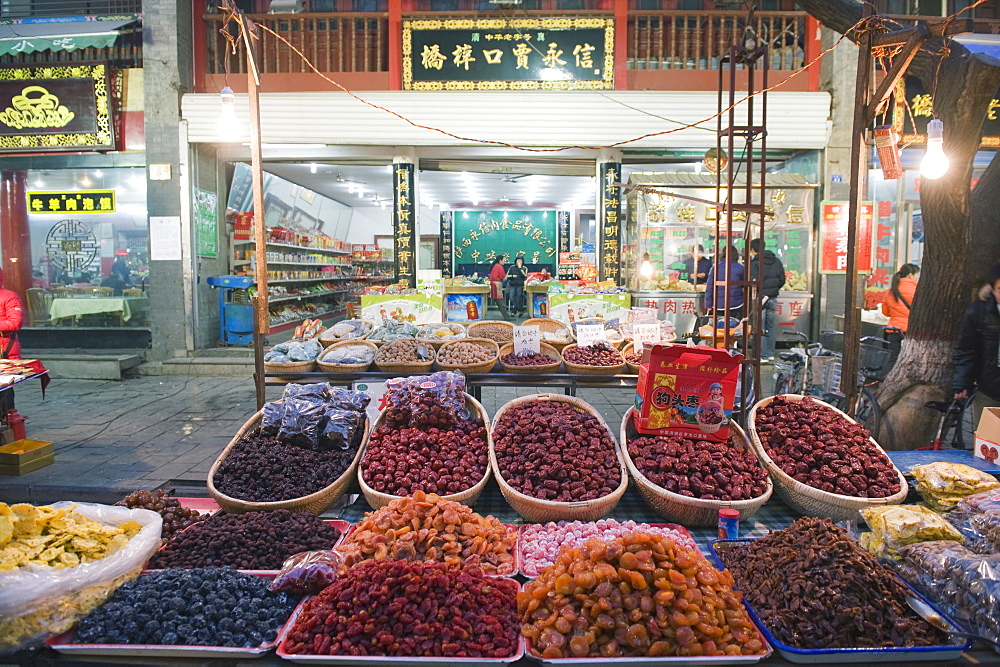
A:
[0, 14, 139, 57]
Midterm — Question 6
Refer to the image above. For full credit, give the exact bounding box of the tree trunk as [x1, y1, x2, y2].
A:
[797, 0, 1000, 448]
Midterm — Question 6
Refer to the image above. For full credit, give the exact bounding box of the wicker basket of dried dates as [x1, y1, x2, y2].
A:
[562, 342, 626, 375]
[748, 394, 907, 521]
[621, 408, 773, 526]
[491, 394, 628, 522]
[621, 341, 644, 374]
[498, 342, 562, 374]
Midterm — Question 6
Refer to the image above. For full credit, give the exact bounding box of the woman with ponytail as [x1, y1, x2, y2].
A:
[881, 263, 920, 332]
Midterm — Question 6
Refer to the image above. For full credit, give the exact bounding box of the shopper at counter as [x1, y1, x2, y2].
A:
[748, 239, 786, 360]
[704, 246, 744, 318]
[488, 255, 511, 320]
[506, 255, 528, 317]
[953, 262, 1000, 429]
[681, 245, 712, 286]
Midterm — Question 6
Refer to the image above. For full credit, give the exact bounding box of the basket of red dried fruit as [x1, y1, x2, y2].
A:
[561, 342, 626, 375]
[497, 342, 562, 374]
[747, 394, 908, 521]
[490, 394, 628, 522]
[357, 378, 493, 509]
[620, 408, 773, 526]
[620, 341, 644, 374]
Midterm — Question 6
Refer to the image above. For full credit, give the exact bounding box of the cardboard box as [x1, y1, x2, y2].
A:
[0, 453, 54, 476]
[634, 343, 742, 442]
[0, 439, 54, 466]
[975, 406, 1000, 463]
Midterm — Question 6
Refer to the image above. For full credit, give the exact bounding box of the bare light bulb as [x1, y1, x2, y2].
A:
[216, 87, 242, 142]
[919, 118, 949, 180]
[640, 253, 654, 279]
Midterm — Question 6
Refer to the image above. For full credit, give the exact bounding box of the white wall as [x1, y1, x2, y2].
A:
[344, 204, 441, 245]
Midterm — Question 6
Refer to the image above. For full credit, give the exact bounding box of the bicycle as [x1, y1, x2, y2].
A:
[917, 393, 976, 450]
[771, 330, 832, 396]
[820, 334, 896, 448]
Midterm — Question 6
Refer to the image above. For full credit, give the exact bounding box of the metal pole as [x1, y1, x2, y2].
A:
[841, 6, 875, 415]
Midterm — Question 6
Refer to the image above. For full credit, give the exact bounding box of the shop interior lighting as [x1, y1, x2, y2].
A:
[919, 118, 949, 180]
[216, 86, 243, 142]
[309, 163, 317, 174]
[640, 252, 654, 278]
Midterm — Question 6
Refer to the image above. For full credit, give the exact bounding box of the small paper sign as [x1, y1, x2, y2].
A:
[576, 323, 606, 348]
[513, 325, 541, 355]
[632, 323, 661, 347]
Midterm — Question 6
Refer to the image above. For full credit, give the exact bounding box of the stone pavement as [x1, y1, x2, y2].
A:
[0, 376, 638, 505]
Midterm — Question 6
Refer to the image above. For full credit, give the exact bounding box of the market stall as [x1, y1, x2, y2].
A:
[443, 281, 490, 321]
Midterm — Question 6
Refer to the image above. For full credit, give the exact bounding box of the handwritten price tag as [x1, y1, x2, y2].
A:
[576, 323, 607, 348]
[632, 323, 661, 347]
[513, 325, 541, 355]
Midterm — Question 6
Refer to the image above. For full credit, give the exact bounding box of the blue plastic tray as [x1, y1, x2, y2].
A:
[707, 538, 973, 664]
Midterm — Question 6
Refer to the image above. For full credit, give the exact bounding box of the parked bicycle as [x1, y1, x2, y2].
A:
[821, 334, 896, 449]
[771, 329, 830, 396]
[917, 393, 976, 450]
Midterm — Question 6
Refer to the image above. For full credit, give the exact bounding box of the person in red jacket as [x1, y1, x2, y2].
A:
[881, 263, 918, 363]
[487, 255, 510, 320]
[0, 268, 23, 360]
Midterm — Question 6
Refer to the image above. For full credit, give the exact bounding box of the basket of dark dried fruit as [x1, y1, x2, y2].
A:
[620, 408, 772, 526]
[358, 371, 491, 509]
[621, 341, 644, 374]
[490, 394, 628, 522]
[207, 384, 371, 515]
[748, 394, 907, 521]
[561, 342, 626, 375]
[710, 518, 970, 663]
[497, 342, 562, 374]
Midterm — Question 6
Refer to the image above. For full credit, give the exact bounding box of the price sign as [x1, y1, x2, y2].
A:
[352, 380, 387, 424]
[513, 325, 541, 355]
[576, 324, 606, 348]
[632, 323, 661, 347]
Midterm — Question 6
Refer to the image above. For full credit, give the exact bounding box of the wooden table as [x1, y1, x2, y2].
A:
[48, 296, 150, 325]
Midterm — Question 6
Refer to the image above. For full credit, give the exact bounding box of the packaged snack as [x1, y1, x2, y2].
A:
[913, 462, 1000, 511]
[860, 505, 964, 559]
[270, 550, 344, 596]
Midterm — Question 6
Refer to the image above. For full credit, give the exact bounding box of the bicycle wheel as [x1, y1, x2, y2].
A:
[772, 366, 793, 397]
[856, 387, 881, 441]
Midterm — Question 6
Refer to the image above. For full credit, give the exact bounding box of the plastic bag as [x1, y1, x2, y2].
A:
[894, 540, 1000, 651]
[269, 550, 345, 596]
[283, 382, 331, 402]
[278, 396, 327, 448]
[327, 387, 371, 413]
[859, 505, 964, 559]
[913, 462, 1000, 511]
[383, 370, 468, 429]
[320, 409, 363, 450]
[260, 400, 287, 436]
[0, 502, 162, 653]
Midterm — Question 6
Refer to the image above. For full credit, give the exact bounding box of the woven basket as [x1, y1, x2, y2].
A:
[374, 339, 436, 373]
[490, 394, 628, 521]
[358, 393, 492, 509]
[498, 342, 562, 374]
[620, 409, 773, 526]
[435, 338, 499, 374]
[522, 317, 574, 352]
[561, 343, 626, 376]
[316, 340, 377, 372]
[416, 322, 467, 350]
[621, 341, 643, 375]
[467, 320, 515, 344]
[747, 394, 908, 521]
[263, 360, 317, 379]
[207, 410, 367, 515]
[318, 318, 374, 346]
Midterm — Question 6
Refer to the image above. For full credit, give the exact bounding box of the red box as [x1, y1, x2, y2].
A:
[233, 212, 252, 241]
[634, 343, 742, 442]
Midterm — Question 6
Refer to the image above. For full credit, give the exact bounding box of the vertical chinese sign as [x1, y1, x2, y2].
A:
[394, 164, 416, 287]
[600, 162, 622, 282]
[557, 210, 571, 256]
[865, 200, 896, 309]
[193, 188, 218, 258]
[894, 77, 1000, 147]
[440, 210, 454, 279]
[819, 201, 874, 273]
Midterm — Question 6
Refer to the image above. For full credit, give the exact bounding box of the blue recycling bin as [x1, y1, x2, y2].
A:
[207, 275, 255, 346]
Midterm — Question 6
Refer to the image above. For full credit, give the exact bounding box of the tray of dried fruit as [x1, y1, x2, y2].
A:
[275, 564, 525, 665]
[523, 628, 772, 665]
[47, 570, 300, 659]
[518, 521, 699, 579]
[143, 516, 350, 574]
[707, 538, 973, 664]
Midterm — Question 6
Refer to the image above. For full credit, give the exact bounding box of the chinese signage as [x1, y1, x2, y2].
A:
[193, 188, 218, 258]
[28, 190, 115, 214]
[547, 293, 630, 324]
[600, 162, 622, 281]
[819, 201, 874, 274]
[865, 202, 897, 309]
[440, 211, 454, 278]
[895, 77, 1000, 147]
[557, 210, 571, 255]
[393, 163, 416, 287]
[0, 64, 113, 152]
[362, 293, 443, 325]
[452, 209, 558, 270]
[403, 17, 613, 91]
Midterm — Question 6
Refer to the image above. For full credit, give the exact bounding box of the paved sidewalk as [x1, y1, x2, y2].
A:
[0, 376, 637, 505]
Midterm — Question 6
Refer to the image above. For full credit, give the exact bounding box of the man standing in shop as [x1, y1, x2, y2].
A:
[681, 245, 712, 286]
[747, 238, 785, 361]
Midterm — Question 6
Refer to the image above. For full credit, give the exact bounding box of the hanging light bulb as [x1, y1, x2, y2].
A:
[640, 252, 654, 279]
[216, 87, 242, 142]
[920, 118, 949, 180]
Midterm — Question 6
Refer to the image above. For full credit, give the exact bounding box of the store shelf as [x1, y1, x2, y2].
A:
[264, 277, 342, 285]
[268, 290, 349, 304]
[250, 260, 352, 267]
[269, 310, 345, 335]
[234, 239, 351, 256]
[353, 258, 394, 264]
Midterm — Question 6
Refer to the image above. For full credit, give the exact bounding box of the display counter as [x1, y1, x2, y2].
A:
[526, 284, 550, 318]
[443, 284, 490, 321]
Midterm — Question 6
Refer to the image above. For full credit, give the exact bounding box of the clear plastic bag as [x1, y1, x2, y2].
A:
[260, 400, 287, 436]
[269, 550, 345, 596]
[383, 370, 468, 429]
[913, 462, 1000, 511]
[320, 409, 363, 450]
[859, 505, 964, 559]
[278, 396, 327, 448]
[894, 540, 1000, 651]
[327, 387, 371, 413]
[0, 502, 162, 653]
[283, 382, 331, 402]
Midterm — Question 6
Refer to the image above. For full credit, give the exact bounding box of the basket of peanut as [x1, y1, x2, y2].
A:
[467, 320, 514, 344]
[435, 338, 499, 374]
[374, 338, 435, 373]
